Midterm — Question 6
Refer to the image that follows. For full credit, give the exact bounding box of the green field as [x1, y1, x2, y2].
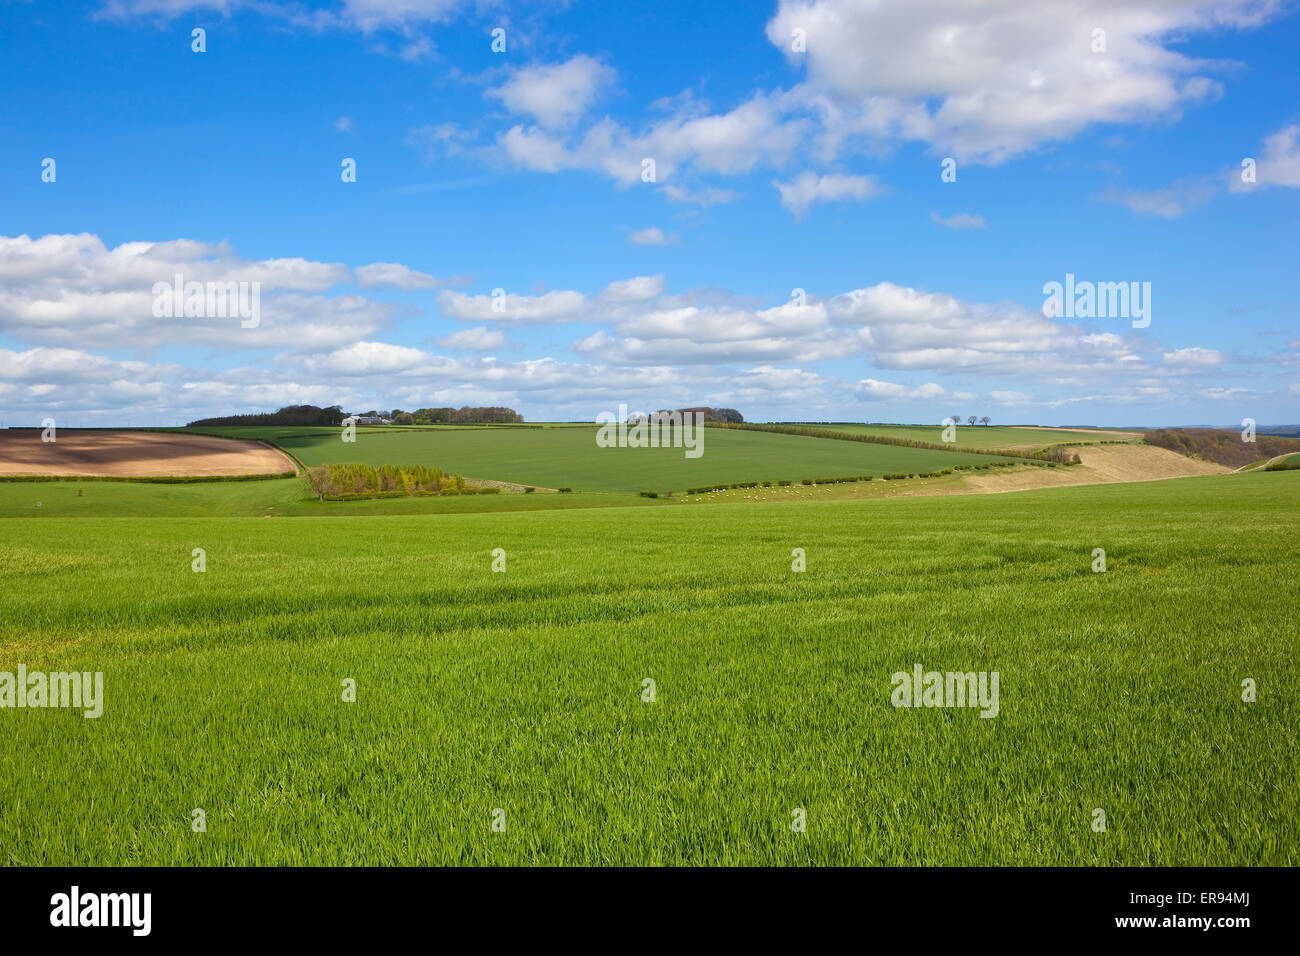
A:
[0, 477, 671, 518]
[1, 470, 1295, 865]
[184, 424, 1020, 493]
[797, 423, 1138, 451]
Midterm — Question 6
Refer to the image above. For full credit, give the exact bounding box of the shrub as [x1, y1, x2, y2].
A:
[801, 478, 814, 485]
[524, 486, 536, 493]
[778, 480, 792, 486]
[558, 487, 572, 493]
[639, 490, 659, 498]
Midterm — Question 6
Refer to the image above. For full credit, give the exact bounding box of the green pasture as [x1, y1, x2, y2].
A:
[0, 477, 666, 518]
[192, 424, 1018, 493]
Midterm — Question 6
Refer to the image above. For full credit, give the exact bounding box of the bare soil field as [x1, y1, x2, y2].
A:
[958, 443, 1228, 494]
[0, 430, 295, 477]
[687, 443, 1231, 505]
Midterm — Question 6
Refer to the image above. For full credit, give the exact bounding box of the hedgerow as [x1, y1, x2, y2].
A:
[305, 463, 497, 500]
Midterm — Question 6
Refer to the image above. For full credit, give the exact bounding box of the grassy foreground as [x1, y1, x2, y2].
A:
[0, 470, 1295, 865]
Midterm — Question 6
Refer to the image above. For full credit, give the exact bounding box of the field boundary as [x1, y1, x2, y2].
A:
[0, 471, 295, 484]
[714, 421, 1065, 462]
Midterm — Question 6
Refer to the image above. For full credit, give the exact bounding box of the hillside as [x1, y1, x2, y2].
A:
[186, 423, 1020, 495]
[1144, 427, 1300, 468]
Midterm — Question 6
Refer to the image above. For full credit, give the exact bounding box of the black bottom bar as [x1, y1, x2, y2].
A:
[0, 866, 1274, 942]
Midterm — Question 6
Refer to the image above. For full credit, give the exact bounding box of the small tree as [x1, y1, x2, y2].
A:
[980, 416, 991, 426]
[967, 415, 978, 426]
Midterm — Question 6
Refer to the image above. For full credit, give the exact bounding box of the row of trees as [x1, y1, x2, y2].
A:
[189, 404, 524, 427]
[666, 406, 744, 423]
[189, 404, 346, 427]
[388, 406, 523, 425]
[627, 407, 745, 424]
[952, 415, 993, 426]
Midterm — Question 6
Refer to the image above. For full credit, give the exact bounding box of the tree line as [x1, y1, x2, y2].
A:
[388, 406, 524, 424]
[188, 404, 523, 427]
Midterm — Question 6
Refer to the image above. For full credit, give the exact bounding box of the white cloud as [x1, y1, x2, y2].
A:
[498, 91, 811, 185]
[930, 211, 987, 229]
[1100, 176, 1219, 217]
[1232, 123, 1300, 191]
[1202, 386, 1249, 400]
[601, 275, 665, 301]
[437, 288, 585, 324]
[765, 0, 1280, 164]
[1163, 347, 1223, 367]
[773, 172, 885, 219]
[354, 261, 445, 290]
[406, 122, 476, 159]
[628, 227, 679, 246]
[0, 233, 386, 351]
[487, 55, 615, 130]
[335, 115, 354, 133]
[829, 281, 1142, 377]
[856, 378, 949, 401]
[437, 326, 507, 350]
[662, 184, 742, 206]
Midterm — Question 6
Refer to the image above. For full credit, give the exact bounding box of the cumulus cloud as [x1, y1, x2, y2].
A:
[497, 90, 811, 185]
[422, 0, 1284, 202]
[1232, 123, 1300, 191]
[487, 55, 615, 129]
[856, 378, 949, 401]
[773, 172, 885, 219]
[1163, 346, 1223, 367]
[930, 211, 987, 229]
[437, 288, 585, 325]
[0, 233, 389, 351]
[601, 275, 665, 301]
[437, 326, 507, 350]
[354, 261, 447, 290]
[765, 0, 1277, 164]
[0, 233, 1270, 422]
[828, 281, 1143, 379]
[627, 227, 679, 246]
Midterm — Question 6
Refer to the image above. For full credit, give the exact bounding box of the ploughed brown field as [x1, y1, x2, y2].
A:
[0, 429, 295, 477]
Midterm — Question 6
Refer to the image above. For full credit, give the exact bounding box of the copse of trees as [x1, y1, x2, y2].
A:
[676, 407, 744, 423]
[188, 404, 346, 427]
[189, 404, 524, 427]
[395, 406, 524, 424]
[628, 407, 745, 424]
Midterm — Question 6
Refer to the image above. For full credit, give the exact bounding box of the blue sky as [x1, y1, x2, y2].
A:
[1, 0, 1298, 426]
